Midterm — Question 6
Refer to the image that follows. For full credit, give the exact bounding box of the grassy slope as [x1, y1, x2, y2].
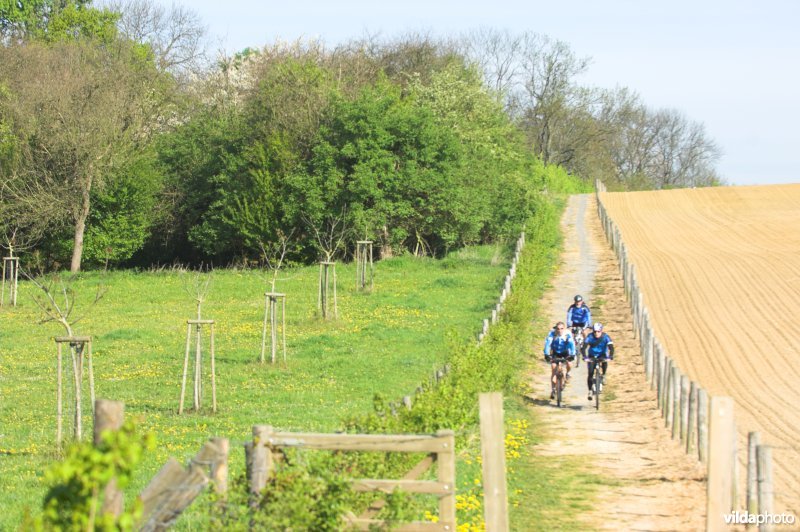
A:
[0, 247, 508, 528]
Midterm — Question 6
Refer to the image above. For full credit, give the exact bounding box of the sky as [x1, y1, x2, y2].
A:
[164, 0, 800, 186]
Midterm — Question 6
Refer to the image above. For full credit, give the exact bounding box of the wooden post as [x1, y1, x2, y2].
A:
[57, 342, 63, 443]
[732, 418, 739, 511]
[747, 432, 760, 526]
[249, 425, 274, 495]
[356, 241, 374, 291]
[333, 262, 338, 319]
[706, 396, 735, 531]
[54, 337, 94, 441]
[210, 437, 229, 495]
[656, 346, 664, 410]
[210, 323, 217, 414]
[648, 336, 657, 389]
[680, 374, 690, 445]
[479, 393, 509, 531]
[194, 322, 202, 411]
[436, 429, 456, 530]
[687, 381, 698, 454]
[319, 261, 336, 319]
[671, 367, 680, 440]
[261, 293, 286, 364]
[179, 323, 191, 414]
[1, 256, 20, 307]
[698, 388, 709, 464]
[94, 399, 125, 517]
[664, 357, 673, 422]
[664, 359, 673, 427]
[180, 320, 216, 414]
[756, 445, 774, 532]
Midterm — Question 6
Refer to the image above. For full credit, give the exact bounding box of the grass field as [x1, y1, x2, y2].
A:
[0, 247, 511, 528]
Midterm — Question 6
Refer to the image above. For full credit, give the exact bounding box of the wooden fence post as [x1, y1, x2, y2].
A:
[94, 399, 124, 518]
[437, 429, 456, 530]
[746, 432, 759, 527]
[706, 396, 735, 531]
[697, 388, 709, 464]
[671, 367, 681, 438]
[210, 437, 229, 495]
[479, 393, 509, 531]
[680, 374, 690, 445]
[686, 381, 698, 455]
[663, 358, 673, 426]
[756, 445, 774, 532]
[249, 425, 274, 496]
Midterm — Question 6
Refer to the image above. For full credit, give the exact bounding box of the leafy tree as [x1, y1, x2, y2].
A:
[0, 38, 171, 271]
[0, 0, 119, 44]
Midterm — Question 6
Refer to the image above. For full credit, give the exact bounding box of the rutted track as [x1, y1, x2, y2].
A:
[529, 194, 706, 530]
[600, 184, 800, 516]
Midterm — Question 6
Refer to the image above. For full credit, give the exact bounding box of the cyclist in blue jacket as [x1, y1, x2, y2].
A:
[566, 295, 592, 332]
[543, 321, 576, 399]
[582, 322, 614, 401]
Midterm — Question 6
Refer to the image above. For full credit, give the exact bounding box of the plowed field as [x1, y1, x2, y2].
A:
[600, 184, 800, 515]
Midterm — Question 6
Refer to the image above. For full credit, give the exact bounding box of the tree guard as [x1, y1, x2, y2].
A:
[54, 336, 95, 443]
[318, 261, 338, 319]
[1, 256, 20, 307]
[355, 241, 374, 291]
[260, 292, 286, 364]
[179, 319, 217, 414]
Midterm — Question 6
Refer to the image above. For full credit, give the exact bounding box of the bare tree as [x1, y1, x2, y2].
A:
[304, 207, 350, 263]
[182, 267, 213, 320]
[26, 270, 107, 337]
[259, 229, 294, 293]
[460, 28, 525, 105]
[104, 0, 209, 78]
[304, 207, 349, 319]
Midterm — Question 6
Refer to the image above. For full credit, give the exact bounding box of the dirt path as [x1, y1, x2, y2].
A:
[527, 194, 707, 530]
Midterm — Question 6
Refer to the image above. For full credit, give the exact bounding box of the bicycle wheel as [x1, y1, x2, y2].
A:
[594, 364, 601, 410]
[556, 367, 563, 408]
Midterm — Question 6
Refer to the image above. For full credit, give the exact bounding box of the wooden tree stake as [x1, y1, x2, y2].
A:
[179, 319, 217, 414]
[53, 337, 95, 442]
[260, 293, 287, 364]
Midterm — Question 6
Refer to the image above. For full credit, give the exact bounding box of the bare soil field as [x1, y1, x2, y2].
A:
[600, 184, 800, 516]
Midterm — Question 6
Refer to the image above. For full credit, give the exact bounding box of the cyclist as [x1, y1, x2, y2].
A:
[582, 322, 614, 401]
[566, 295, 592, 335]
[543, 321, 576, 399]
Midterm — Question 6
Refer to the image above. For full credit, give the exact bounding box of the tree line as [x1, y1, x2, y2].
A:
[0, 1, 722, 272]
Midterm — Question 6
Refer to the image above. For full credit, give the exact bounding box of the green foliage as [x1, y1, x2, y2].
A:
[0, 0, 119, 44]
[28, 419, 155, 531]
[82, 153, 164, 267]
[207, 457, 351, 531]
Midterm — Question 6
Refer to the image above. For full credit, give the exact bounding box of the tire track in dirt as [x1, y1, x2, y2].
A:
[600, 185, 800, 516]
[527, 194, 706, 530]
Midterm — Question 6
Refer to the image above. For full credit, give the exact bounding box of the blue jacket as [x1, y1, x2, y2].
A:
[566, 304, 592, 327]
[583, 332, 614, 359]
[544, 330, 576, 357]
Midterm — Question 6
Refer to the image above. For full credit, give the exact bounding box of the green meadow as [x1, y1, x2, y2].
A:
[0, 247, 511, 528]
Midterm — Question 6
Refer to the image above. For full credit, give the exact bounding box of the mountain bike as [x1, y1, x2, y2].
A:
[571, 326, 585, 367]
[551, 356, 569, 407]
[588, 357, 607, 410]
